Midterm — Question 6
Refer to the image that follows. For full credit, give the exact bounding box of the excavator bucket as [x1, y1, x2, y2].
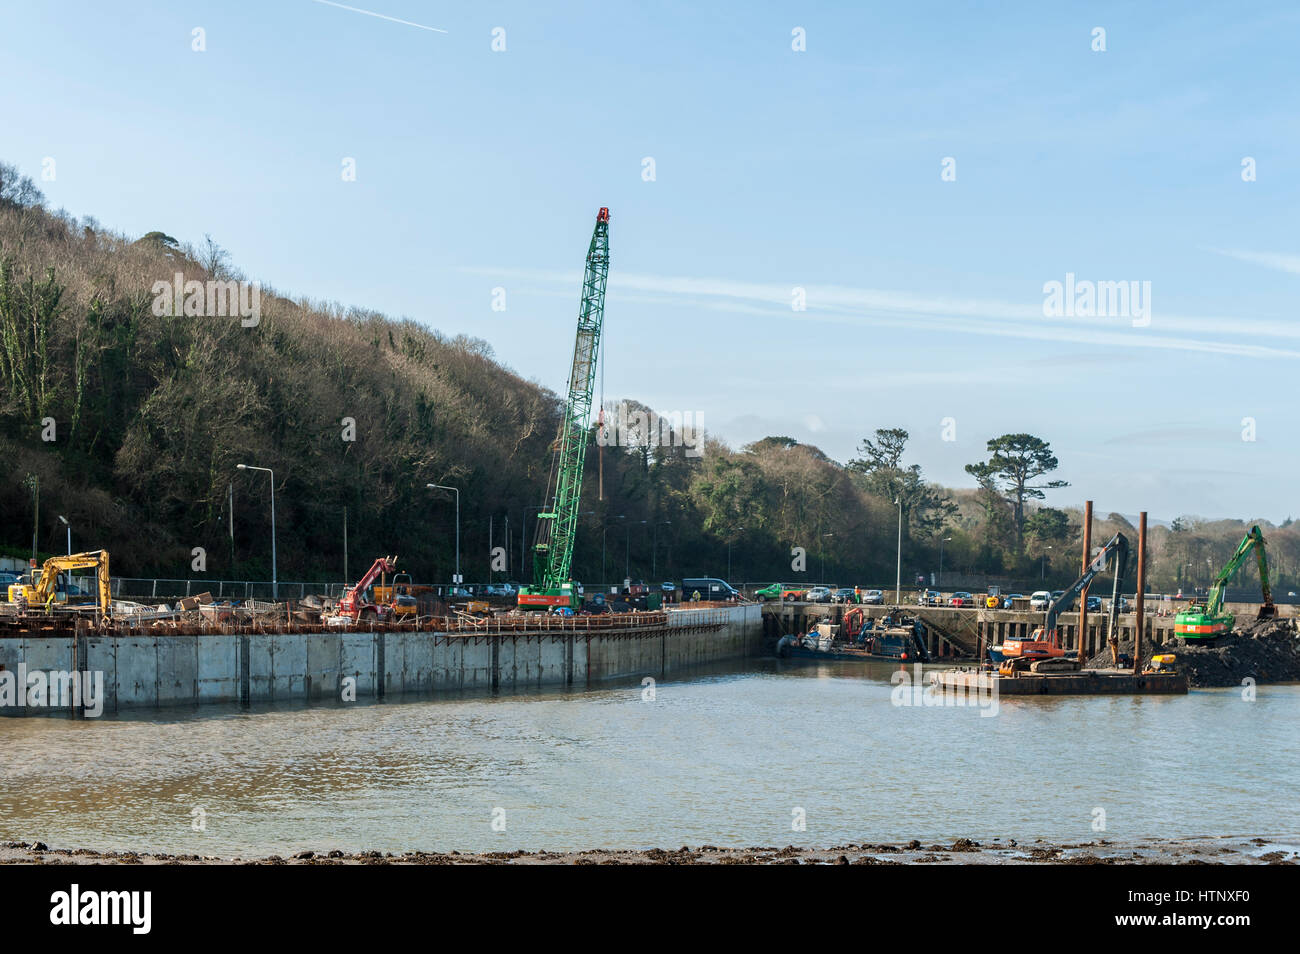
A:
[1257, 603, 1276, 619]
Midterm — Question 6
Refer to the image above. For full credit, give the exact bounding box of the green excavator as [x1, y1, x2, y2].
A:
[1174, 525, 1274, 641]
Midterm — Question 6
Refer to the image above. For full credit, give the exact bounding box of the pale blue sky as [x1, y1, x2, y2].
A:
[3, 1, 1298, 521]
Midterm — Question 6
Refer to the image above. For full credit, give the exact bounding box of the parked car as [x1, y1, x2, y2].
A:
[661, 581, 677, 595]
[806, 586, 833, 603]
[948, 591, 975, 608]
[916, 589, 941, 607]
[1029, 590, 1052, 611]
[1002, 593, 1027, 609]
[832, 587, 857, 603]
[482, 583, 515, 598]
[681, 577, 740, 602]
[862, 589, 886, 605]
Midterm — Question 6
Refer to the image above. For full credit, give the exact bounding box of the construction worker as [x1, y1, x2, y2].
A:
[691, 589, 701, 603]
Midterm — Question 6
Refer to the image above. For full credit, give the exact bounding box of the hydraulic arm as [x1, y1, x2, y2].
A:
[1001, 532, 1129, 661]
[8, 550, 112, 618]
[1175, 525, 1274, 639]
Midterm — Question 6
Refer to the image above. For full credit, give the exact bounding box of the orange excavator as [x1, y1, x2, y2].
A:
[996, 532, 1130, 673]
[334, 555, 399, 624]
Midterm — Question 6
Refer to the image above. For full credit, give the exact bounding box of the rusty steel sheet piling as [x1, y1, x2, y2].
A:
[1078, 499, 1092, 661]
[1134, 511, 1147, 674]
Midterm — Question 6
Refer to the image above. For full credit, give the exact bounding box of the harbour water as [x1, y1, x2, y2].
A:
[1, 660, 1296, 856]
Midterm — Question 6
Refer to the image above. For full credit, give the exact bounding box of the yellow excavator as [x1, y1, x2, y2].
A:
[7, 550, 112, 618]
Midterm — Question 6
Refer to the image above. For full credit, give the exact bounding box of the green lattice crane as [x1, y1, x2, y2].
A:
[518, 208, 610, 610]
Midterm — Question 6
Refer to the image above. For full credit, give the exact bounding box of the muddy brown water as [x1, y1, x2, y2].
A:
[1, 659, 1296, 856]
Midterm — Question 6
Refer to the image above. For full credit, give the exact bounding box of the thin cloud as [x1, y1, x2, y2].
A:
[1208, 247, 1300, 275]
[461, 266, 1300, 359]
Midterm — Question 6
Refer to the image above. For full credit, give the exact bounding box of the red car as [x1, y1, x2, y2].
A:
[948, 591, 975, 607]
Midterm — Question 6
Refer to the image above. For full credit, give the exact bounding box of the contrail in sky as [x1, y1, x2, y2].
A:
[309, 0, 448, 34]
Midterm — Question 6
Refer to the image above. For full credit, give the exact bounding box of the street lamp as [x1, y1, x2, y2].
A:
[653, 520, 671, 578]
[426, 484, 460, 588]
[938, 535, 951, 588]
[894, 497, 903, 604]
[236, 463, 276, 599]
[57, 515, 70, 595]
[1041, 545, 1053, 581]
[820, 531, 834, 585]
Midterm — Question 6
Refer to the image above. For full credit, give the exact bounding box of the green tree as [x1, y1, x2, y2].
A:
[1024, 507, 1072, 549]
[849, 427, 956, 541]
[965, 433, 1069, 552]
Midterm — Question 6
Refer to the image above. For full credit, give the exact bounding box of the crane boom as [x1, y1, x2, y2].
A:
[1175, 525, 1274, 639]
[518, 208, 610, 610]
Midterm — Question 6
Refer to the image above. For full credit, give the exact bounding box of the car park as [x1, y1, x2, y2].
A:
[948, 591, 975, 607]
[832, 587, 856, 603]
[916, 589, 941, 606]
[863, 589, 886, 605]
[1029, 590, 1051, 611]
[806, 586, 833, 603]
[1001, 593, 1027, 609]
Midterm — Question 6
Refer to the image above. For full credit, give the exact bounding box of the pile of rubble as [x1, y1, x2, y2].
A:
[1087, 616, 1300, 687]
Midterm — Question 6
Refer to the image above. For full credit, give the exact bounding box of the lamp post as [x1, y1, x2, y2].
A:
[1041, 545, 1053, 581]
[57, 515, 71, 596]
[653, 520, 671, 578]
[236, 463, 276, 599]
[894, 497, 903, 604]
[938, 535, 951, 588]
[426, 484, 460, 588]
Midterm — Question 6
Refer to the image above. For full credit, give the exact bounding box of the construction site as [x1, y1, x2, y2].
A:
[3, 206, 1295, 718]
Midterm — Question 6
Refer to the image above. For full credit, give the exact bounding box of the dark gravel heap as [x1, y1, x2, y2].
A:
[1086, 616, 1300, 687]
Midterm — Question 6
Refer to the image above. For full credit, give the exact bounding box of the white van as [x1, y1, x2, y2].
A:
[1030, 590, 1052, 611]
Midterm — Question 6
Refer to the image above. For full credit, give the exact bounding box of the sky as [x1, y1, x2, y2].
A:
[2, 1, 1298, 522]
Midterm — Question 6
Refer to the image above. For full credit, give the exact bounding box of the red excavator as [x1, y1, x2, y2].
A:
[335, 555, 399, 624]
[996, 532, 1130, 672]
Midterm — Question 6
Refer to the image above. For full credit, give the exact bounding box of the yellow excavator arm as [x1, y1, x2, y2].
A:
[27, 550, 112, 617]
